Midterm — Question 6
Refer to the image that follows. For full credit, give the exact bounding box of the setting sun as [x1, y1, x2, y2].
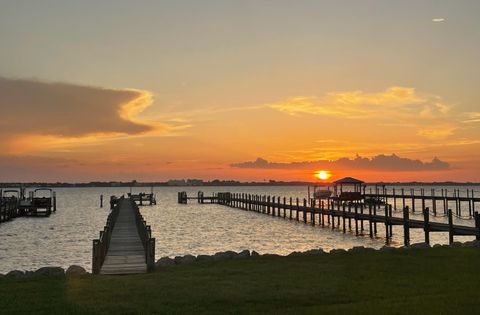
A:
[315, 170, 331, 180]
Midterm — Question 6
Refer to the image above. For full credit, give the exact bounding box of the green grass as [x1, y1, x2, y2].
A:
[2, 247, 480, 314]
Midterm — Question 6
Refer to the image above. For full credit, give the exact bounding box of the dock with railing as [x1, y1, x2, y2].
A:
[180, 191, 480, 246]
[0, 188, 57, 225]
[92, 196, 155, 275]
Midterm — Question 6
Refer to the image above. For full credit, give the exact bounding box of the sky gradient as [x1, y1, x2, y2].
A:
[1, 0, 479, 182]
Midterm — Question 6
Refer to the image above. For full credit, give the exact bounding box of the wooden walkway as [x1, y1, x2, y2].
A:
[181, 192, 480, 246]
[92, 197, 155, 275]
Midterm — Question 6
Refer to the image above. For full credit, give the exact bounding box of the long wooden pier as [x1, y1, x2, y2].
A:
[180, 192, 480, 246]
[92, 197, 155, 275]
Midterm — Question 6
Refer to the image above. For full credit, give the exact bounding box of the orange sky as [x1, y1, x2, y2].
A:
[0, 2, 479, 182]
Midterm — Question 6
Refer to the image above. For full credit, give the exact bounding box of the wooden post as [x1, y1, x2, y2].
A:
[393, 188, 397, 210]
[100, 195, 103, 208]
[342, 203, 346, 233]
[303, 199, 307, 223]
[448, 209, 454, 245]
[311, 199, 316, 226]
[368, 204, 373, 238]
[384, 204, 389, 243]
[354, 204, 359, 235]
[373, 204, 378, 235]
[475, 212, 480, 241]
[296, 198, 299, 222]
[289, 197, 293, 220]
[272, 196, 276, 216]
[283, 197, 287, 219]
[411, 189, 415, 213]
[403, 206, 410, 246]
[321, 200, 324, 227]
[331, 201, 335, 229]
[423, 207, 430, 245]
[360, 204, 364, 232]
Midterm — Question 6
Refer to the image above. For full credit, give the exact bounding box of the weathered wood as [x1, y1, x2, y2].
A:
[93, 197, 155, 275]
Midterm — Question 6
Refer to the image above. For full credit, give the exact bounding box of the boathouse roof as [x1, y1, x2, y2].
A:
[333, 177, 364, 184]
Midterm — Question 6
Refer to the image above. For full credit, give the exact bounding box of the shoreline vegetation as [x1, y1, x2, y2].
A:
[1, 180, 480, 188]
[2, 242, 480, 314]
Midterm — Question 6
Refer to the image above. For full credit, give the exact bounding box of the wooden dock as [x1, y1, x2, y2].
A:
[92, 197, 155, 275]
[181, 192, 480, 246]
[0, 188, 57, 225]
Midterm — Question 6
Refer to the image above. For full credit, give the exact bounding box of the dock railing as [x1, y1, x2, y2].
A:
[132, 200, 156, 272]
[92, 196, 123, 274]
[0, 197, 18, 223]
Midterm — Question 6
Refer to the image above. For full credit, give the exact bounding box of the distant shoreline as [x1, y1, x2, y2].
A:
[1, 181, 479, 188]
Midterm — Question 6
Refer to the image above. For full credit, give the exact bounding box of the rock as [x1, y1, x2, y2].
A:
[329, 249, 347, 255]
[379, 245, 396, 252]
[288, 251, 303, 257]
[408, 242, 430, 249]
[303, 248, 326, 255]
[432, 244, 444, 248]
[350, 246, 376, 254]
[34, 267, 65, 277]
[155, 257, 175, 268]
[262, 253, 281, 258]
[66, 265, 87, 276]
[234, 250, 250, 259]
[6, 270, 25, 278]
[251, 251, 260, 257]
[196, 255, 213, 262]
[212, 251, 237, 261]
[461, 240, 480, 247]
[451, 241, 463, 247]
[174, 255, 196, 265]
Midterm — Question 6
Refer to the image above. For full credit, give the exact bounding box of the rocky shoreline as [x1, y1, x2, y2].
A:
[2, 240, 479, 279]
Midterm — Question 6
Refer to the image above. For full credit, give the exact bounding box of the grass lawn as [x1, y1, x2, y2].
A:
[2, 247, 480, 314]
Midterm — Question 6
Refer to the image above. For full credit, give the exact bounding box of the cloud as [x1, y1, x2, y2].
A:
[0, 77, 157, 136]
[0, 77, 168, 152]
[432, 18, 446, 22]
[269, 87, 447, 118]
[463, 112, 480, 123]
[231, 154, 450, 172]
[268, 86, 456, 139]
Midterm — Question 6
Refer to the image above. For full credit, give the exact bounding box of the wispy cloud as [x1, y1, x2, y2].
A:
[268, 86, 457, 139]
[432, 18, 446, 22]
[231, 154, 450, 172]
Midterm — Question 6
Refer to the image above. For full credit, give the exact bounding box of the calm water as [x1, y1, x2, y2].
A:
[0, 185, 478, 273]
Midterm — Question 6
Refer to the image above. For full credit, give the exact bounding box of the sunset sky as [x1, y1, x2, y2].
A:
[1, 1, 479, 182]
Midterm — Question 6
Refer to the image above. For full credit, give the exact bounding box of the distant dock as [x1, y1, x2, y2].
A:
[179, 189, 480, 246]
[0, 187, 57, 224]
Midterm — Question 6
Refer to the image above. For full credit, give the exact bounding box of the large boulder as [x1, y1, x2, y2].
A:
[196, 255, 214, 262]
[303, 248, 326, 255]
[174, 255, 196, 265]
[348, 246, 376, 254]
[212, 251, 237, 261]
[379, 245, 396, 253]
[6, 270, 25, 278]
[462, 240, 480, 247]
[409, 242, 430, 249]
[155, 257, 175, 268]
[329, 249, 347, 255]
[34, 267, 65, 277]
[234, 250, 250, 259]
[66, 265, 87, 276]
[251, 251, 260, 257]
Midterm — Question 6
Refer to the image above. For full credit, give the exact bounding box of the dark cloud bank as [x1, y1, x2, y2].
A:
[0, 77, 153, 137]
[231, 154, 450, 171]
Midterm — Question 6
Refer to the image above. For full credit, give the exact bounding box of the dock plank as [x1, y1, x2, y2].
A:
[100, 199, 147, 275]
